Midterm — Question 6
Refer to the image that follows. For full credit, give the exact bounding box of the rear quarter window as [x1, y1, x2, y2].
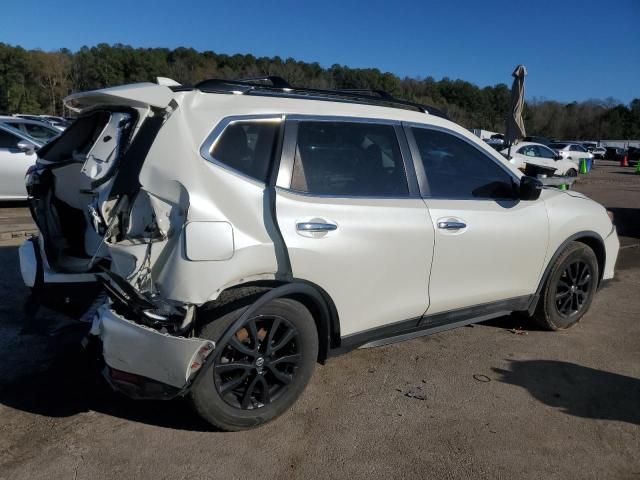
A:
[208, 120, 280, 183]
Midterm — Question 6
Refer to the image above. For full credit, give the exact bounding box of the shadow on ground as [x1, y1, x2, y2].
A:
[608, 207, 640, 240]
[0, 342, 215, 432]
[0, 244, 214, 432]
[480, 313, 544, 331]
[0, 200, 28, 209]
[494, 360, 640, 426]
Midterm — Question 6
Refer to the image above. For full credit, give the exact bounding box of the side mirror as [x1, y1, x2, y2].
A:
[17, 140, 37, 155]
[555, 154, 562, 160]
[519, 175, 543, 201]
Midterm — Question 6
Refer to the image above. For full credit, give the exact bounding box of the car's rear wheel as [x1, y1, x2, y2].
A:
[189, 298, 318, 431]
[533, 241, 599, 330]
[566, 168, 578, 177]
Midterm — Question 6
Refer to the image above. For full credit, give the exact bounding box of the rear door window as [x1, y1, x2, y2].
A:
[518, 145, 537, 157]
[290, 121, 409, 197]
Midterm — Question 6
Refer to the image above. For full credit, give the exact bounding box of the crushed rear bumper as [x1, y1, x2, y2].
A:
[89, 304, 215, 397]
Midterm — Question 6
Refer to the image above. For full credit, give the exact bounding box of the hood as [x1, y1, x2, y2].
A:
[64, 82, 175, 113]
[564, 190, 590, 200]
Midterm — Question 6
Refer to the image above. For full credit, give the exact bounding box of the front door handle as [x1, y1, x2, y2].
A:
[296, 222, 338, 233]
[437, 221, 467, 230]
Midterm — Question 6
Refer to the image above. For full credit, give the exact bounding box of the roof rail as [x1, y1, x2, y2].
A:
[238, 76, 291, 88]
[337, 88, 393, 99]
[187, 77, 449, 119]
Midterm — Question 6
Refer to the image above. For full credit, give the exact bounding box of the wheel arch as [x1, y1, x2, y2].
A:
[528, 230, 605, 314]
[197, 280, 340, 363]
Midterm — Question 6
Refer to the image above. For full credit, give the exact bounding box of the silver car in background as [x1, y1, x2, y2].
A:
[0, 123, 41, 200]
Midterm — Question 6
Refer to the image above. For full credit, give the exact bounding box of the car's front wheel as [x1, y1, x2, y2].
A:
[189, 298, 318, 431]
[566, 168, 578, 177]
[533, 241, 599, 330]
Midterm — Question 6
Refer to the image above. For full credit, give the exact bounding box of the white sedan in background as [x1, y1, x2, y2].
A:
[501, 142, 580, 176]
[549, 142, 594, 165]
[0, 124, 40, 200]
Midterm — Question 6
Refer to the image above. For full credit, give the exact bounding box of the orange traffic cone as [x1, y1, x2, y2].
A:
[621, 155, 629, 167]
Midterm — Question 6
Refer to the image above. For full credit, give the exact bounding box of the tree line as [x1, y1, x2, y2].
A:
[1, 43, 638, 140]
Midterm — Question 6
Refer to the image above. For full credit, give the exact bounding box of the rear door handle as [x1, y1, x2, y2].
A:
[437, 221, 467, 230]
[296, 222, 338, 233]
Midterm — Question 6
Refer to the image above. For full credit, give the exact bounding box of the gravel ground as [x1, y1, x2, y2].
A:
[0, 160, 638, 480]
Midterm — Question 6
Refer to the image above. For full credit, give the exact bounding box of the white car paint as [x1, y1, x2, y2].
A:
[501, 142, 580, 176]
[18, 80, 619, 393]
[0, 125, 38, 200]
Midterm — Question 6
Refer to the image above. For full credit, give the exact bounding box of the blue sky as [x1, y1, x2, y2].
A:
[3, 0, 639, 103]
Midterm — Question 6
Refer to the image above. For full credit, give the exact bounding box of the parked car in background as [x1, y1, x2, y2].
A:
[627, 146, 640, 163]
[549, 142, 594, 165]
[587, 146, 606, 159]
[19, 77, 619, 430]
[501, 142, 579, 176]
[0, 117, 61, 144]
[484, 133, 505, 149]
[0, 124, 39, 200]
[523, 135, 553, 146]
[14, 114, 70, 132]
[604, 147, 626, 161]
[38, 115, 71, 131]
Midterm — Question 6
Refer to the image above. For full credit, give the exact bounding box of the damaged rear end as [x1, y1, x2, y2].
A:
[20, 82, 215, 397]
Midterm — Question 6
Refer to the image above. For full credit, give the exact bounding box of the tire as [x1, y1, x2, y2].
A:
[532, 241, 599, 331]
[189, 298, 318, 431]
[566, 168, 577, 177]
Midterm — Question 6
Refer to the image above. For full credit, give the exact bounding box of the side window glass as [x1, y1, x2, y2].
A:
[290, 121, 409, 197]
[412, 128, 515, 199]
[23, 123, 58, 141]
[209, 121, 280, 183]
[0, 130, 20, 149]
[536, 146, 556, 159]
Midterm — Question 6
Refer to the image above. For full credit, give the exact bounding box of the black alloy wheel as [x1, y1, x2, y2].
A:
[213, 315, 300, 410]
[554, 260, 593, 318]
[189, 297, 318, 431]
[533, 241, 599, 330]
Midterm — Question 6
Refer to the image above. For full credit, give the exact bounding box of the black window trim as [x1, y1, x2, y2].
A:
[276, 115, 420, 199]
[200, 114, 284, 186]
[403, 122, 521, 200]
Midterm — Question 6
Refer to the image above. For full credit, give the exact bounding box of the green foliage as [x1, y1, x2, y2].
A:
[0, 43, 637, 139]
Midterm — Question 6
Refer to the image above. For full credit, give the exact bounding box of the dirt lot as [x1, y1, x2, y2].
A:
[0, 160, 638, 480]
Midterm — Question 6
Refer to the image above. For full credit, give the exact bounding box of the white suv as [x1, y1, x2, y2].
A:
[19, 77, 619, 430]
